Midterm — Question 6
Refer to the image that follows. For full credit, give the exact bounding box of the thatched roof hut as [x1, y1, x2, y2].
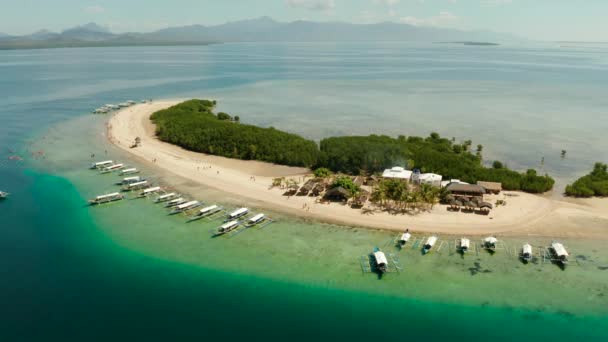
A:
[477, 181, 502, 194]
[446, 183, 486, 200]
[324, 186, 352, 201]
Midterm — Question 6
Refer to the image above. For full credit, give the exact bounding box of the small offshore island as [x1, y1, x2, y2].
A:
[107, 99, 608, 237]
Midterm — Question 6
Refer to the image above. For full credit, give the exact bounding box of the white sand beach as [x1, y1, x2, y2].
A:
[107, 101, 608, 238]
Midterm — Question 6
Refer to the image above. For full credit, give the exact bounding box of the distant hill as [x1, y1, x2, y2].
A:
[0, 17, 519, 50]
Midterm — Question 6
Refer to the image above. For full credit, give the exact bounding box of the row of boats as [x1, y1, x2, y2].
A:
[395, 231, 569, 265]
[92, 99, 151, 114]
[87, 160, 273, 235]
[373, 234, 570, 275]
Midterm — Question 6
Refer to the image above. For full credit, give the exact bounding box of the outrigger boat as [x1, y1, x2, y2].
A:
[119, 168, 139, 176]
[398, 229, 411, 248]
[89, 192, 124, 205]
[138, 186, 161, 198]
[165, 197, 187, 208]
[188, 205, 223, 222]
[484, 237, 498, 252]
[521, 243, 533, 263]
[123, 180, 149, 191]
[90, 160, 113, 169]
[170, 200, 201, 215]
[155, 193, 179, 203]
[459, 238, 471, 253]
[116, 176, 145, 186]
[226, 207, 249, 221]
[423, 236, 437, 254]
[216, 220, 241, 235]
[373, 248, 388, 274]
[100, 163, 124, 174]
[551, 241, 569, 266]
[0, 191, 9, 199]
[246, 213, 267, 227]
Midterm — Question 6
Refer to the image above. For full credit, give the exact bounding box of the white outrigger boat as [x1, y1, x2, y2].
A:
[216, 220, 241, 235]
[138, 186, 161, 198]
[116, 176, 145, 186]
[119, 168, 139, 176]
[100, 163, 124, 174]
[89, 192, 124, 205]
[127, 100, 136, 105]
[423, 236, 437, 254]
[123, 180, 149, 191]
[165, 197, 187, 208]
[484, 237, 498, 252]
[0, 191, 9, 199]
[551, 242, 569, 266]
[90, 160, 113, 170]
[246, 213, 267, 227]
[226, 208, 249, 221]
[373, 248, 389, 274]
[521, 243, 533, 263]
[170, 200, 202, 215]
[398, 229, 411, 248]
[459, 238, 471, 253]
[155, 192, 179, 203]
[188, 205, 223, 222]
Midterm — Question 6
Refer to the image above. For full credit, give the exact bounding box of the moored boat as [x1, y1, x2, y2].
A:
[0, 191, 9, 199]
[139, 186, 161, 197]
[423, 236, 437, 254]
[188, 205, 223, 222]
[123, 180, 149, 191]
[165, 197, 187, 208]
[246, 213, 266, 226]
[398, 229, 411, 248]
[226, 207, 249, 221]
[170, 200, 201, 215]
[484, 237, 498, 251]
[155, 192, 179, 203]
[89, 192, 124, 205]
[116, 176, 145, 186]
[216, 220, 240, 235]
[100, 163, 124, 174]
[90, 160, 113, 169]
[522, 243, 533, 262]
[373, 248, 388, 274]
[459, 238, 471, 253]
[551, 241, 569, 265]
[119, 168, 139, 175]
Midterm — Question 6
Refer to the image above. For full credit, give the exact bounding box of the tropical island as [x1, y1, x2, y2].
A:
[106, 99, 608, 236]
[151, 99, 554, 194]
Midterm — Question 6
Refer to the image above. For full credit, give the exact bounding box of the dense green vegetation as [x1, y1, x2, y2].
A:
[565, 163, 608, 197]
[318, 134, 554, 193]
[313, 167, 333, 178]
[152, 100, 555, 194]
[371, 179, 441, 211]
[331, 176, 360, 196]
[151, 100, 320, 167]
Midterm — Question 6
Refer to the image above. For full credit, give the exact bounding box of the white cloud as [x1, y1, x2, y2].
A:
[286, 0, 336, 11]
[84, 5, 105, 14]
[400, 11, 460, 27]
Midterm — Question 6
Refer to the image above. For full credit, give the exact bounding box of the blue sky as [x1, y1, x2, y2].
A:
[0, 0, 606, 41]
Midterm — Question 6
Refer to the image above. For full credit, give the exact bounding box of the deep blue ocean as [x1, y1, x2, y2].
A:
[1, 43, 607, 341]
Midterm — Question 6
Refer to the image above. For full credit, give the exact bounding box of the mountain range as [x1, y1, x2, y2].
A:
[0, 18, 517, 50]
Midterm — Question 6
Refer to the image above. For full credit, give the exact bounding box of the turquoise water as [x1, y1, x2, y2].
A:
[2, 43, 608, 341]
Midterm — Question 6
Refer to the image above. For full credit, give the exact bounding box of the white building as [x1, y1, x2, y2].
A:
[440, 179, 469, 188]
[417, 173, 443, 187]
[382, 167, 413, 181]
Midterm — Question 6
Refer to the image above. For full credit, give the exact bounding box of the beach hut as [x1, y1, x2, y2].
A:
[324, 186, 352, 202]
[351, 189, 370, 208]
[297, 179, 316, 196]
[445, 183, 486, 202]
[478, 201, 493, 214]
[477, 181, 502, 195]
